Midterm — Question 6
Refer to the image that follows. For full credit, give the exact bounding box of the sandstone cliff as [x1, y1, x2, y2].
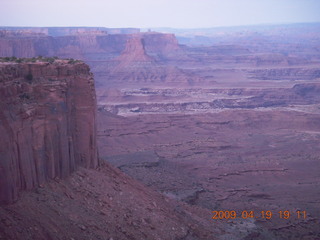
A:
[0, 30, 192, 87]
[116, 35, 154, 64]
[102, 34, 199, 86]
[143, 32, 182, 60]
[0, 59, 98, 204]
[0, 31, 181, 61]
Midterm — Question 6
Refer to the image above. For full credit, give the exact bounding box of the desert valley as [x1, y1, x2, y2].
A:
[0, 23, 320, 239]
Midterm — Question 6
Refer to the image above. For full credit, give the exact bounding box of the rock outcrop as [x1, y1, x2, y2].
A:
[0, 31, 181, 62]
[0, 33, 126, 59]
[142, 32, 182, 60]
[104, 34, 198, 86]
[116, 35, 154, 65]
[0, 59, 98, 204]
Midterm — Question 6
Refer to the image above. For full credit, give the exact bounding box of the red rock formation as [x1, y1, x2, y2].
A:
[0, 30, 183, 61]
[1, 27, 319, 88]
[0, 60, 98, 204]
[102, 34, 198, 86]
[116, 35, 154, 64]
[0, 37, 39, 58]
[143, 32, 182, 59]
[0, 30, 191, 87]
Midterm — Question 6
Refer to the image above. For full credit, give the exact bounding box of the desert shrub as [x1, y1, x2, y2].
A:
[67, 58, 81, 64]
[1, 56, 18, 62]
[68, 58, 75, 64]
[46, 57, 55, 64]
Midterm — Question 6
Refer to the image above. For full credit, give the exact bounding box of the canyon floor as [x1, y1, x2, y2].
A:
[97, 85, 320, 240]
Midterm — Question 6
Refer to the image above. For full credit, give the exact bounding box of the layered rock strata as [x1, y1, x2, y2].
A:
[0, 59, 98, 204]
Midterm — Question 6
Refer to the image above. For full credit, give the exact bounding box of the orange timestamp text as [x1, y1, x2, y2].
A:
[212, 210, 307, 220]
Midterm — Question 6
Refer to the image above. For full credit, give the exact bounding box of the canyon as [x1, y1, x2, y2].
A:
[0, 24, 320, 239]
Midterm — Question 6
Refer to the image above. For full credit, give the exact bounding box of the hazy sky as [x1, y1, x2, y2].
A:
[1, 0, 320, 28]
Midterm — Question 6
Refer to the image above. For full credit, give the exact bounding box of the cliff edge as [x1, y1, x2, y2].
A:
[0, 58, 99, 204]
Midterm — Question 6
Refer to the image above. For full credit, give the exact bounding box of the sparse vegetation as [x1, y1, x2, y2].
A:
[1, 56, 18, 62]
[67, 58, 81, 64]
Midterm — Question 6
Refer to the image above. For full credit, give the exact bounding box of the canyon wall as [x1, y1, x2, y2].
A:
[0, 31, 185, 87]
[0, 33, 125, 59]
[1, 27, 319, 88]
[0, 27, 140, 36]
[0, 60, 99, 204]
[0, 32, 180, 61]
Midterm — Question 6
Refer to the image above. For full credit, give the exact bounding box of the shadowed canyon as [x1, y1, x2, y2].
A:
[0, 24, 320, 239]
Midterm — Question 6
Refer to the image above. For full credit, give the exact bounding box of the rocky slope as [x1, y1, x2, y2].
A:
[0, 59, 98, 204]
[0, 162, 227, 240]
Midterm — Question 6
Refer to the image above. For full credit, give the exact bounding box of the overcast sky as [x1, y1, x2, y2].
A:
[1, 0, 320, 28]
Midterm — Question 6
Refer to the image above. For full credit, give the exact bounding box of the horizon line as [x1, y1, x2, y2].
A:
[1, 21, 320, 31]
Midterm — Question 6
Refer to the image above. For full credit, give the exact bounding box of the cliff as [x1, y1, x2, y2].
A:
[0, 34, 126, 59]
[116, 35, 154, 64]
[0, 31, 180, 61]
[0, 30, 189, 87]
[143, 32, 182, 60]
[104, 34, 198, 86]
[0, 59, 99, 204]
